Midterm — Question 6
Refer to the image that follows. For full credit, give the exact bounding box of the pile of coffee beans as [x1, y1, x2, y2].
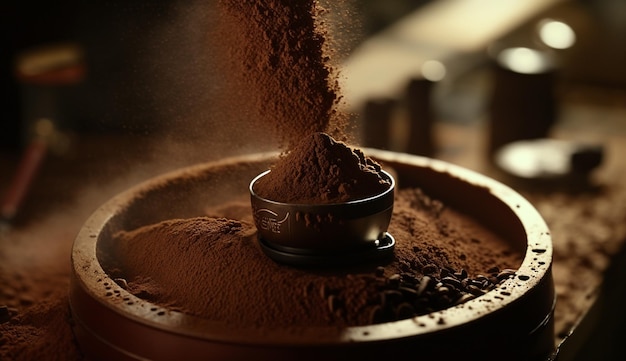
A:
[368, 265, 517, 324]
[321, 265, 517, 325]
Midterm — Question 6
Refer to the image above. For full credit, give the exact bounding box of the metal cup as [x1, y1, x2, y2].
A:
[249, 169, 395, 266]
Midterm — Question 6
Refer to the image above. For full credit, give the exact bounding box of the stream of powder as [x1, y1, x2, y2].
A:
[216, 0, 348, 150]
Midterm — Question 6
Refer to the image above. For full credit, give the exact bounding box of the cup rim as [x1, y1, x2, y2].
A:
[249, 169, 395, 208]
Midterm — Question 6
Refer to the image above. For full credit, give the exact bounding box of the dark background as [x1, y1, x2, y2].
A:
[2, 0, 624, 151]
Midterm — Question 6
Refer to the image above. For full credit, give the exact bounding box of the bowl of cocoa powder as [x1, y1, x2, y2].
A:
[249, 133, 395, 266]
[70, 150, 555, 361]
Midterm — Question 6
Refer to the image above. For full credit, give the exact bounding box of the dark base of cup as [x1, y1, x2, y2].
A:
[258, 232, 395, 267]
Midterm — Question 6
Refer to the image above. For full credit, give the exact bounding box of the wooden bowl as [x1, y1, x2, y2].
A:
[70, 150, 555, 361]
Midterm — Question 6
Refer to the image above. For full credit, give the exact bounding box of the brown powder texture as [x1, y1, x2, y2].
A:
[103, 187, 522, 331]
[216, 0, 347, 150]
[0, 290, 81, 361]
[254, 132, 390, 203]
[0, 209, 86, 361]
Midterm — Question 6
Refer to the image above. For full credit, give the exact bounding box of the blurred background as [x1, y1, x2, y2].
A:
[1, 0, 624, 155]
[1, 0, 625, 359]
[1, 0, 624, 140]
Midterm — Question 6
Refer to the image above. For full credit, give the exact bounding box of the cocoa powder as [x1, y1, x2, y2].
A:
[104, 187, 522, 330]
[254, 132, 390, 203]
[216, 0, 347, 151]
[0, 207, 89, 361]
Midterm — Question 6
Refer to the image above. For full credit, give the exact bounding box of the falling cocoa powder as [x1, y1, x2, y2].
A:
[254, 132, 390, 203]
[216, 0, 347, 151]
[102, 187, 522, 330]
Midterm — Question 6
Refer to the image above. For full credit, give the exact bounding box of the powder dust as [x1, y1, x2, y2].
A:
[0, 202, 93, 361]
[0, 136, 228, 361]
[215, 0, 349, 151]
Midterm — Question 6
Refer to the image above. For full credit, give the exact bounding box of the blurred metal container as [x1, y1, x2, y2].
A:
[486, 47, 558, 159]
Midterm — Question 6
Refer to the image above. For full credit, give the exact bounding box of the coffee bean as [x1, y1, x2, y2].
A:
[399, 286, 419, 299]
[410, 259, 423, 270]
[114, 278, 128, 290]
[454, 269, 468, 280]
[440, 268, 451, 278]
[436, 294, 452, 307]
[369, 305, 385, 324]
[382, 290, 404, 305]
[441, 276, 461, 289]
[399, 261, 412, 272]
[388, 273, 401, 281]
[362, 265, 520, 324]
[414, 297, 429, 310]
[468, 285, 486, 296]
[417, 276, 432, 296]
[497, 269, 517, 281]
[401, 272, 418, 285]
[395, 303, 415, 319]
[422, 264, 437, 275]
[387, 274, 401, 288]
[454, 293, 476, 305]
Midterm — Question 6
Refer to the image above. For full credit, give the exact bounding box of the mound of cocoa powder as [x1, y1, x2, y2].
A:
[254, 132, 390, 204]
[104, 186, 522, 331]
